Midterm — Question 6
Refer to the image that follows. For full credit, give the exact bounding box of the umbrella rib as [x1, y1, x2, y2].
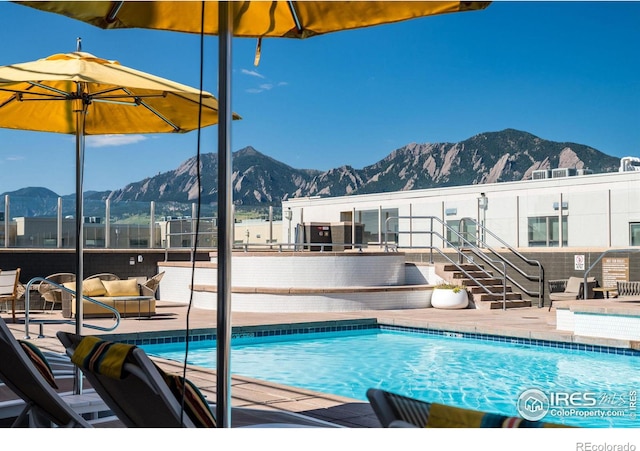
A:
[137, 102, 180, 131]
[0, 86, 67, 100]
[120, 88, 180, 131]
[94, 93, 166, 101]
[30, 81, 73, 97]
[286, 1, 303, 34]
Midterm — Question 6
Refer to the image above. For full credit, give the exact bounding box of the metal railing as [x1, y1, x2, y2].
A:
[582, 248, 640, 299]
[232, 241, 366, 252]
[459, 217, 544, 307]
[384, 215, 509, 309]
[23, 277, 121, 339]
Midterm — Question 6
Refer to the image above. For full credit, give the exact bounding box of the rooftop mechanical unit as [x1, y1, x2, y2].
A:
[532, 169, 551, 180]
[620, 156, 640, 172]
[551, 168, 577, 178]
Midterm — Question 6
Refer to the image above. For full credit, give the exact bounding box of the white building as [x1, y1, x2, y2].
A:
[282, 169, 640, 250]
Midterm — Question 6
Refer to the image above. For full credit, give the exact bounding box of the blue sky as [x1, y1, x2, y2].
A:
[0, 1, 639, 196]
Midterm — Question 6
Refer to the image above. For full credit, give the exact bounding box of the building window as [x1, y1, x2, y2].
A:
[356, 208, 398, 245]
[446, 220, 476, 247]
[528, 216, 568, 247]
[631, 223, 640, 246]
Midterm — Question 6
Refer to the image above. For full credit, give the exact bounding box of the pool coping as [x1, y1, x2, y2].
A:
[107, 318, 640, 357]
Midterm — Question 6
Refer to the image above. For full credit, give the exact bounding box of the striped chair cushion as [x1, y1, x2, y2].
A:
[71, 336, 134, 379]
[19, 340, 58, 389]
[382, 390, 567, 428]
[158, 367, 217, 428]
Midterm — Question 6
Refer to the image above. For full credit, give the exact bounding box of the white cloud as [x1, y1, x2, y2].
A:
[86, 134, 147, 148]
[6, 155, 25, 161]
[241, 68, 265, 79]
[259, 84, 274, 90]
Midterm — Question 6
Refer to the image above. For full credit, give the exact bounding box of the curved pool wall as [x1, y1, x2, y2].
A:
[158, 251, 435, 312]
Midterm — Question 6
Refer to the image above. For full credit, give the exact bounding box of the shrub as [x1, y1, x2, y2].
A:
[434, 283, 465, 293]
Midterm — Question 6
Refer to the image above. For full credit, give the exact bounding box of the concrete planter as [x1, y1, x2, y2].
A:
[431, 288, 469, 309]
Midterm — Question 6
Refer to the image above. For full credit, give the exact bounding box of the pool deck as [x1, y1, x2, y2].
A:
[2, 297, 639, 428]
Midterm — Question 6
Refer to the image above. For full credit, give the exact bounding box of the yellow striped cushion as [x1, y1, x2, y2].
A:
[71, 336, 134, 379]
[426, 402, 568, 428]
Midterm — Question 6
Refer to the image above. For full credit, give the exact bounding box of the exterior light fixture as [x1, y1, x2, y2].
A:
[478, 193, 488, 210]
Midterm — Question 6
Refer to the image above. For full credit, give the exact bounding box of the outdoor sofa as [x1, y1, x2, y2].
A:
[63, 277, 156, 318]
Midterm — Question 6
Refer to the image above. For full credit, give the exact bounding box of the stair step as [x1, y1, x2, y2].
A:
[473, 292, 523, 302]
[469, 285, 513, 294]
[461, 278, 504, 287]
[452, 271, 493, 279]
[474, 299, 533, 310]
[441, 263, 484, 272]
[436, 261, 531, 309]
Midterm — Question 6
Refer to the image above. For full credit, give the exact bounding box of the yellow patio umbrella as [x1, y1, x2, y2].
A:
[0, 47, 226, 134]
[16, 1, 490, 37]
[0, 43, 237, 364]
[16, 1, 491, 427]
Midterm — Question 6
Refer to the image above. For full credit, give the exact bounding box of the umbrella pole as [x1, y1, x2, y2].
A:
[216, 1, 233, 429]
[74, 97, 88, 394]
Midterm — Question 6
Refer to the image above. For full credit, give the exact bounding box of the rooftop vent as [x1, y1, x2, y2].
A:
[551, 168, 577, 178]
[620, 156, 640, 172]
[532, 169, 551, 180]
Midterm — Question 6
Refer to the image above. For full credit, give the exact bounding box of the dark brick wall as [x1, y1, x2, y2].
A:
[0, 249, 210, 285]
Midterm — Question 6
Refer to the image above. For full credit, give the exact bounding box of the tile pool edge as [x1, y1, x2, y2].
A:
[378, 324, 640, 357]
[102, 318, 640, 357]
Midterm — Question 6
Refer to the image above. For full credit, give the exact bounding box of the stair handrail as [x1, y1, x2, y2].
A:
[459, 217, 545, 307]
[582, 248, 640, 299]
[24, 277, 121, 339]
[384, 216, 504, 302]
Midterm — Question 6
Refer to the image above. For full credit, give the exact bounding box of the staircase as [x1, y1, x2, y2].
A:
[435, 263, 532, 310]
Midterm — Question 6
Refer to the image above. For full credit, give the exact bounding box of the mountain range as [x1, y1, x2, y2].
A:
[2, 129, 622, 219]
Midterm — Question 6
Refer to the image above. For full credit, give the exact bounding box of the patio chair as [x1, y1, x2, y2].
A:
[0, 268, 21, 323]
[85, 273, 120, 282]
[38, 272, 76, 312]
[548, 276, 599, 311]
[366, 388, 568, 428]
[139, 271, 165, 298]
[57, 332, 337, 428]
[0, 317, 99, 427]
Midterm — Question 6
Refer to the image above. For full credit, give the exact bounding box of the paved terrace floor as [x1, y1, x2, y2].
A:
[2, 298, 639, 428]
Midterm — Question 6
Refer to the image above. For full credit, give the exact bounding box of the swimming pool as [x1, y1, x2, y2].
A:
[141, 327, 640, 428]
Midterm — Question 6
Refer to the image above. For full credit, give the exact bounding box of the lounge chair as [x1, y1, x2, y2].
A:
[0, 268, 22, 322]
[0, 318, 108, 427]
[616, 281, 640, 298]
[548, 276, 599, 311]
[57, 332, 337, 428]
[366, 388, 568, 428]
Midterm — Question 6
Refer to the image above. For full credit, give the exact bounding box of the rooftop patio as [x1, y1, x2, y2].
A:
[2, 296, 639, 428]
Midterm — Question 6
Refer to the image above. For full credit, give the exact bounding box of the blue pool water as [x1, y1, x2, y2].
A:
[141, 328, 640, 428]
